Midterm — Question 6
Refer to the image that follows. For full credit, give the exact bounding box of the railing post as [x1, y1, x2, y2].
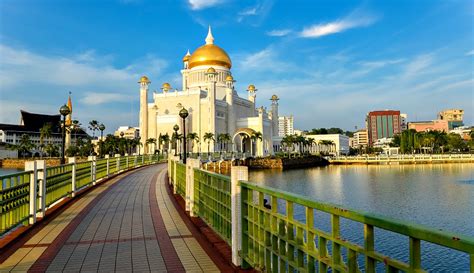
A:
[68, 157, 76, 197]
[105, 155, 110, 177]
[125, 154, 129, 169]
[231, 165, 248, 266]
[142, 154, 145, 164]
[173, 159, 177, 194]
[88, 156, 97, 185]
[35, 160, 47, 218]
[115, 154, 120, 173]
[186, 158, 200, 216]
[25, 161, 37, 225]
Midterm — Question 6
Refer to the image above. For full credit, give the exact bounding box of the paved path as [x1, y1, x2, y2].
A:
[0, 164, 220, 273]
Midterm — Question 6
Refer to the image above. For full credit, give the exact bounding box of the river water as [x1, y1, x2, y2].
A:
[249, 163, 474, 272]
[0, 168, 23, 176]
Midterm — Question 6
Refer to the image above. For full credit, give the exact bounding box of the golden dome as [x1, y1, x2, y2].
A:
[206, 67, 216, 73]
[225, 75, 234, 81]
[138, 76, 151, 83]
[161, 82, 171, 90]
[188, 26, 232, 69]
[271, 94, 279, 100]
[182, 50, 191, 62]
[247, 84, 256, 91]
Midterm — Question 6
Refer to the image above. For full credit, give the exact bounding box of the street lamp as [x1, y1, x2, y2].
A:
[179, 108, 189, 164]
[99, 123, 105, 157]
[173, 124, 179, 156]
[59, 104, 71, 164]
[120, 131, 124, 155]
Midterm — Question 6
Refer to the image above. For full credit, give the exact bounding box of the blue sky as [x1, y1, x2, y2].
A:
[0, 0, 472, 134]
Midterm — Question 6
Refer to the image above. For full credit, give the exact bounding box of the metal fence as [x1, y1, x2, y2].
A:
[0, 154, 162, 236]
[193, 168, 232, 244]
[175, 162, 186, 197]
[240, 181, 474, 272]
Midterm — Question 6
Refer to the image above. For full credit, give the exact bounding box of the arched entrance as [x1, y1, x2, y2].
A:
[232, 128, 256, 156]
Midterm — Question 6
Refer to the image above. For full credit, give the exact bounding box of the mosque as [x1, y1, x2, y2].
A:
[138, 27, 281, 156]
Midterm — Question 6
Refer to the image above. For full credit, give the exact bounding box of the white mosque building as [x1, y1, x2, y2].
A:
[138, 27, 281, 156]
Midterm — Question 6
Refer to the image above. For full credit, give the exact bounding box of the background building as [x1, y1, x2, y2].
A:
[400, 113, 408, 131]
[114, 126, 140, 139]
[278, 115, 294, 136]
[353, 129, 368, 148]
[408, 120, 449, 132]
[305, 134, 350, 156]
[438, 109, 464, 129]
[366, 110, 401, 146]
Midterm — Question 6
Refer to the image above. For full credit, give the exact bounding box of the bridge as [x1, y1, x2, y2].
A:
[1, 155, 473, 272]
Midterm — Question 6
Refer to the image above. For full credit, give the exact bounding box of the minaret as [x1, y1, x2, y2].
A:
[139, 76, 151, 154]
[270, 94, 279, 137]
[182, 50, 191, 90]
[206, 67, 217, 152]
[225, 75, 235, 136]
[65, 93, 72, 149]
[247, 84, 257, 115]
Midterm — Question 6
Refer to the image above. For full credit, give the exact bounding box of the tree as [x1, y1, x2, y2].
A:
[39, 123, 52, 157]
[146, 138, 157, 154]
[187, 132, 200, 154]
[249, 131, 263, 156]
[18, 134, 34, 158]
[45, 143, 60, 157]
[203, 132, 215, 154]
[159, 133, 170, 154]
[446, 133, 467, 152]
[88, 120, 99, 138]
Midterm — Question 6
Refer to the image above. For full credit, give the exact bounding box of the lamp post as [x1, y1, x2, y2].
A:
[59, 104, 71, 164]
[173, 124, 179, 156]
[179, 108, 189, 164]
[99, 123, 105, 157]
[120, 131, 124, 155]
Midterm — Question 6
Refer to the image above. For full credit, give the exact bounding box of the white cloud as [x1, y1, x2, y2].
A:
[239, 7, 258, 16]
[266, 29, 292, 37]
[188, 0, 223, 10]
[300, 12, 378, 38]
[236, 47, 294, 74]
[81, 92, 132, 105]
[466, 49, 474, 56]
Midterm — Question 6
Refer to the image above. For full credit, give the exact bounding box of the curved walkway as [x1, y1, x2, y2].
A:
[0, 164, 220, 273]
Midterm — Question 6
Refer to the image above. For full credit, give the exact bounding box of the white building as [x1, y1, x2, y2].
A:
[278, 115, 294, 136]
[114, 126, 140, 139]
[353, 129, 368, 148]
[138, 27, 281, 156]
[400, 113, 408, 131]
[305, 134, 350, 156]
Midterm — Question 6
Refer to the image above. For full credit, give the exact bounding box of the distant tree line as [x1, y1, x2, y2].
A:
[390, 129, 474, 153]
[308, 128, 354, 137]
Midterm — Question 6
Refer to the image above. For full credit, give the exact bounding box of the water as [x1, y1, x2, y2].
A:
[249, 163, 474, 272]
[0, 167, 23, 176]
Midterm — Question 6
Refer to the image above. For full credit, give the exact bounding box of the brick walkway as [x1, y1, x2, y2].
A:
[0, 164, 220, 273]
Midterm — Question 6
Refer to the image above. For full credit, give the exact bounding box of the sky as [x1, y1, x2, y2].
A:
[0, 0, 473, 134]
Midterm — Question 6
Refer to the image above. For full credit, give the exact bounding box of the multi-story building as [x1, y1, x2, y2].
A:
[353, 129, 368, 148]
[438, 109, 464, 129]
[278, 115, 294, 136]
[114, 126, 140, 139]
[408, 120, 449, 132]
[400, 113, 408, 131]
[366, 110, 401, 146]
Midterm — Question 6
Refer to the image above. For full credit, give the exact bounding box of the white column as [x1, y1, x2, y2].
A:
[186, 158, 200, 216]
[25, 161, 37, 225]
[36, 160, 47, 217]
[105, 155, 110, 177]
[88, 156, 97, 185]
[115, 154, 120, 172]
[231, 166, 248, 266]
[173, 159, 177, 194]
[68, 157, 77, 197]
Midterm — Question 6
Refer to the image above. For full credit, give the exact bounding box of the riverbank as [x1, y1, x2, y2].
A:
[248, 155, 329, 169]
[329, 154, 474, 165]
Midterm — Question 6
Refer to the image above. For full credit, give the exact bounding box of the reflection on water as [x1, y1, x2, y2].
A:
[249, 163, 474, 271]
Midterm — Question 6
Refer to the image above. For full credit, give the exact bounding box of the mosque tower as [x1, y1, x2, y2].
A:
[139, 76, 151, 154]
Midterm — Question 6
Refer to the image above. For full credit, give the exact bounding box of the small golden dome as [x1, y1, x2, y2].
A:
[161, 82, 171, 90]
[247, 84, 256, 91]
[225, 75, 234, 81]
[138, 76, 151, 84]
[271, 94, 279, 100]
[206, 67, 216, 73]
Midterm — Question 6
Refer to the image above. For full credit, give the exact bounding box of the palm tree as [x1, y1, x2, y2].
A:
[146, 138, 157, 154]
[238, 133, 248, 154]
[88, 120, 99, 138]
[39, 123, 52, 157]
[307, 138, 316, 154]
[159, 133, 170, 154]
[17, 134, 35, 158]
[203, 132, 215, 154]
[250, 131, 263, 156]
[187, 132, 200, 154]
[220, 133, 231, 153]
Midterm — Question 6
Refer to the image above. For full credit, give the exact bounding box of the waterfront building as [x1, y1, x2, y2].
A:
[408, 120, 449, 132]
[353, 129, 368, 148]
[366, 110, 401, 146]
[138, 27, 280, 156]
[438, 109, 464, 129]
[305, 134, 350, 156]
[449, 126, 472, 141]
[114, 126, 140, 139]
[278, 115, 294, 136]
[0, 110, 88, 158]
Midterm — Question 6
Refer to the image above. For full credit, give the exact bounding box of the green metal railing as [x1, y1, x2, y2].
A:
[45, 164, 73, 207]
[175, 162, 186, 197]
[1, 155, 162, 237]
[193, 168, 232, 244]
[240, 181, 474, 272]
[0, 171, 32, 236]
